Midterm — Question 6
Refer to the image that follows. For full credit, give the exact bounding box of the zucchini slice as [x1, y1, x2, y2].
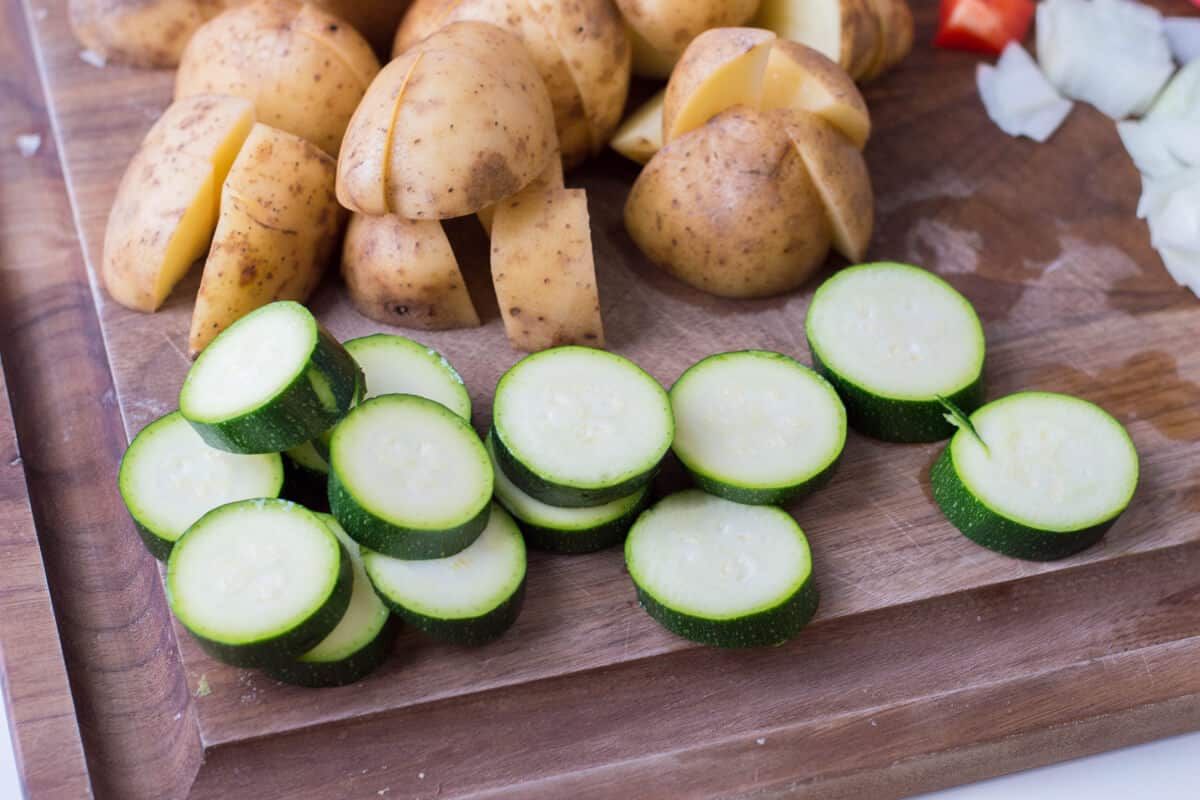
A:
[329, 394, 493, 559]
[486, 433, 649, 554]
[266, 515, 397, 687]
[167, 499, 352, 668]
[345, 334, 471, 419]
[932, 392, 1139, 561]
[363, 504, 526, 645]
[625, 490, 819, 648]
[180, 301, 362, 454]
[805, 262, 986, 443]
[492, 347, 674, 507]
[119, 411, 284, 560]
[281, 441, 331, 509]
[670, 351, 846, 505]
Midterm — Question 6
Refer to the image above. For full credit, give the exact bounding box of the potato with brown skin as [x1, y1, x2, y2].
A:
[862, 0, 913, 79]
[491, 187, 604, 351]
[394, 0, 592, 168]
[102, 95, 255, 312]
[317, 0, 412, 57]
[175, 0, 380, 156]
[477, 154, 565, 235]
[624, 108, 832, 299]
[662, 27, 775, 144]
[338, 21, 558, 219]
[779, 109, 873, 262]
[69, 0, 237, 67]
[188, 123, 342, 355]
[342, 215, 481, 331]
[615, 0, 761, 78]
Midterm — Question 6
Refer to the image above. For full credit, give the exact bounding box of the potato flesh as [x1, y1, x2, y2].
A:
[101, 94, 255, 313]
[188, 123, 340, 355]
[780, 110, 874, 262]
[754, 0, 881, 80]
[760, 41, 871, 149]
[663, 28, 776, 144]
[491, 187, 604, 351]
[611, 89, 664, 164]
[342, 214, 481, 331]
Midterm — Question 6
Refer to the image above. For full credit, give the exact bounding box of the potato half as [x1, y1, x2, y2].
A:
[189, 123, 341, 355]
[342, 215, 481, 331]
[338, 21, 557, 219]
[625, 108, 832, 299]
[615, 0, 761, 78]
[102, 95, 255, 313]
[175, 0, 381, 156]
[492, 187, 604, 351]
[69, 0, 238, 68]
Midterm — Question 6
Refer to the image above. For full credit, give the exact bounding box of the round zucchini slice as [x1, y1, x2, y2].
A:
[180, 301, 362, 454]
[486, 433, 649, 554]
[329, 394, 493, 559]
[625, 490, 819, 648]
[119, 411, 284, 560]
[670, 350, 846, 505]
[805, 262, 986, 443]
[266, 515, 396, 688]
[345, 334, 471, 419]
[492, 346, 674, 507]
[932, 392, 1139, 561]
[363, 504, 527, 646]
[167, 499, 352, 668]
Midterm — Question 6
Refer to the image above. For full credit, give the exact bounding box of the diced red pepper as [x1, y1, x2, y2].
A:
[934, 0, 1037, 55]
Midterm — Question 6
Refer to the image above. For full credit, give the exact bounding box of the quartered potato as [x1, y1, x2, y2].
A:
[189, 123, 342, 355]
[102, 94, 255, 313]
[662, 27, 775, 144]
[761, 39, 871, 148]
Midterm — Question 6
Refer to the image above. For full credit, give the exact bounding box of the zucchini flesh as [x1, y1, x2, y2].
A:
[625, 490, 819, 648]
[180, 301, 362, 454]
[486, 433, 649, 554]
[329, 394, 493, 559]
[167, 499, 352, 668]
[363, 504, 526, 645]
[805, 262, 986, 443]
[266, 515, 396, 687]
[345, 334, 471, 419]
[119, 411, 284, 560]
[670, 351, 846, 505]
[932, 392, 1139, 560]
[493, 346, 674, 507]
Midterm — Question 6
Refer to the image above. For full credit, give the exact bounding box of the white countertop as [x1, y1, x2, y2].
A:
[0, 694, 1196, 798]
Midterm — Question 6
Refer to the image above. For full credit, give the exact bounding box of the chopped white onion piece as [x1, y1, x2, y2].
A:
[1147, 60, 1200, 123]
[1118, 118, 1200, 178]
[1138, 169, 1200, 220]
[1148, 181, 1200, 255]
[1165, 18, 1200, 65]
[1037, 0, 1174, 119]
[1158, 247, 1200, 295]
[977, 43, 1073, 142]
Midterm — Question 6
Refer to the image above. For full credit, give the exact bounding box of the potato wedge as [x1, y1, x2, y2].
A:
[616, 0, 761, 78]
[175, 0, 380, 156]
[865, 0, 913, 79]
[69, 0, 239, 67]
[101, 95, 255, 313]
[477, 154, 565, 236]
[394, 0, 595, 168]
[761, 40, 871, 149]
[625, 108, 832, 299]
[189, 124, 341, 355]
[779, 110, 873, 262]
[342, 214, 481, 331]
[662, 28, 775, 144]
[491, 187, 604, 351]
[611, 89, 665, 164]
[339, 21, 557, 219]
[526, 0, 632, 151]
[754, 0, 880, 80]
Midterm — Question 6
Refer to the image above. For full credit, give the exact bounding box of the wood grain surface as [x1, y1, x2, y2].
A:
[2, 0, 1199, 796]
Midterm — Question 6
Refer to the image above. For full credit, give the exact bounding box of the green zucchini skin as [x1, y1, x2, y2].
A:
[132, 519, 177, 562]
[264, 616, 400, 688]
[633, 576, 819, 649]
[174, 538, 354, 669]
[491, 429, 659, 508]
[682, 459, 840, 507]
[328, 470, 490, 560]
[281, 444, 330, 510]
[930, 447, 1114, 561]
[183, 320, 363, 454]
[512, 492, 651, 554]
[374, 578, 526, 647]
[810, 348, 986, 443]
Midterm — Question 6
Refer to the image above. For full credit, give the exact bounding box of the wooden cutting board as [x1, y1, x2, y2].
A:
[4, 0, 1200, 796]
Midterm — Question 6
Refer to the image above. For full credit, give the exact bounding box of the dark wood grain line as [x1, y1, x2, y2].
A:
[0, 0, 203, 797]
